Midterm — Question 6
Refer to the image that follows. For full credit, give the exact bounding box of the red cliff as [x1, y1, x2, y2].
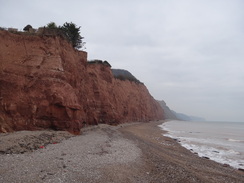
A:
[0, 30, 164, 134]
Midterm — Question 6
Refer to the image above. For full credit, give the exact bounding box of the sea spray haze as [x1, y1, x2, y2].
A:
[159, 120, 244, 169]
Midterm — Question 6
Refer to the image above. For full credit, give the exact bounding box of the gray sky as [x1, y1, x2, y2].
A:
[1, 0, 244, 122]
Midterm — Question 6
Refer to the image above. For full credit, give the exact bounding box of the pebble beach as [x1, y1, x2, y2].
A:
[0, 120, 244, 183]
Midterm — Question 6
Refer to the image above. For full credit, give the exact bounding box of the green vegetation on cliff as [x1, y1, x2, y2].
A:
[112, 69, 143, 84]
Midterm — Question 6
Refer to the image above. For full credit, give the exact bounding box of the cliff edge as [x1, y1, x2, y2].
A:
[0, 30, 164, 134]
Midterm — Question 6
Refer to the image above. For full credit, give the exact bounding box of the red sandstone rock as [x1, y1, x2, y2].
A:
[0, 30, 164, 134]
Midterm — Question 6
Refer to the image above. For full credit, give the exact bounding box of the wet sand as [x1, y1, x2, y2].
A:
[0, 120, 243, 183]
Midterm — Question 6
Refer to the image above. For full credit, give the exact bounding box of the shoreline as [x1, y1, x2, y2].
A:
[159, 120, 244, 170]
[120, 120, 244, 182]
[0, 120, 244, 182]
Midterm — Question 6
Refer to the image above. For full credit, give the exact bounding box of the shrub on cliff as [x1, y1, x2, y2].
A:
[46, 22, 58, 29]
[88, 60, 111, 67]
[23, 24, 32, 31]
[44, 22, 85, 50]
[112, 69, 143, 84]
[60, 22, 84, 49]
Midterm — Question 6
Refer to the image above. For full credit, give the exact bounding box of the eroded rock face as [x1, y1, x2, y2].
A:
[0, 30, 164, 134]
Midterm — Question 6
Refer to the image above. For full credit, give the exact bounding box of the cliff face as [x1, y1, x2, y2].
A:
[0, 30, 164, 134]
[157, 100, 178, 120]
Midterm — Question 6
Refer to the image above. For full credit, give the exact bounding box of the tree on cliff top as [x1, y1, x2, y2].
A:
[45, 22, 85, 50]
[46, 22, 58, 29]
[60, 22, 84, 49]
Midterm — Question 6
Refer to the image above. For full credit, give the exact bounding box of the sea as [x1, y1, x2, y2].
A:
[159, 120, 244, 169]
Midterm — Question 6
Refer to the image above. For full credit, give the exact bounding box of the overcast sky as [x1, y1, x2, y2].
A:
[1, 0, 244, 122]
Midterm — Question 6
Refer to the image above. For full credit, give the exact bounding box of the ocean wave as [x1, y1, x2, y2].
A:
[227, 138, 244, 142]
[159, 121, 244, 169]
